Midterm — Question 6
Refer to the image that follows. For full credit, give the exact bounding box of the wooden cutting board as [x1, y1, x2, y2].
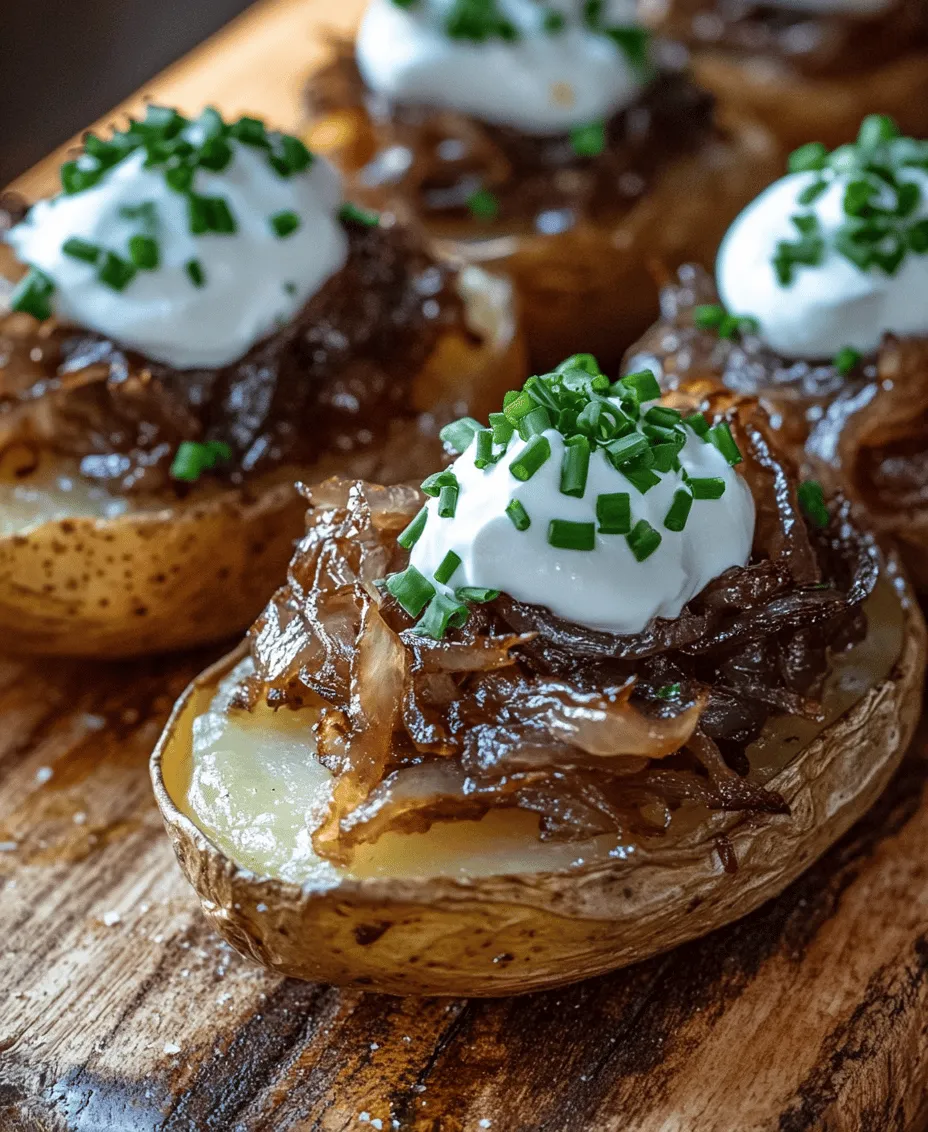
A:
[4, 2, 928, 1127]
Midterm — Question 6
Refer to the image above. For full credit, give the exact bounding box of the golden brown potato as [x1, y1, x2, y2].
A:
[0, 268, 524, 658]
[151, 552, 925, 997]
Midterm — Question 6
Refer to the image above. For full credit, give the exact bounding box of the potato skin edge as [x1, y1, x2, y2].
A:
[150, 554, 927, 997]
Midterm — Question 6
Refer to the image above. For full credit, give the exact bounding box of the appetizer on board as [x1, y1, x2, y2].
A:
[304, 0, 778, 370]
[152, 355, 924, 996]
[640, 0, 928, 150]
[625, 115, 928, 586]
[0, 105, 523, 657]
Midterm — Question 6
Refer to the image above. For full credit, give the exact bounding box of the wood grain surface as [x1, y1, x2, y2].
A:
[5, 0, 928, 1128]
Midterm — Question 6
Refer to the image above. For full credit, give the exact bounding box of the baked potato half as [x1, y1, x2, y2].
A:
[152, 555, 923, 997]
[0, 266, 523, 658]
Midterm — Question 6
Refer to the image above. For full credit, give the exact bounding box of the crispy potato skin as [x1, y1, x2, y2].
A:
[0, 270, 524, 658]
[691, 50, 928, 152]
[151, 555, 925, 997]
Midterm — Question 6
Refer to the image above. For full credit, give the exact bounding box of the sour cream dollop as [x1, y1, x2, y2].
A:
[7, 127, 349, 369]
[716, 166, 928, 359]
[356, 0, 646, 136]
[410, 421, 755, 635]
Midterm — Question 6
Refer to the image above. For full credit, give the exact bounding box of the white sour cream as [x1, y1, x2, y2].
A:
[6, 139, 348, 369]
[410, 421, 754, 635]
[356, 0, 646, 136]
[716, 167, 928, 359]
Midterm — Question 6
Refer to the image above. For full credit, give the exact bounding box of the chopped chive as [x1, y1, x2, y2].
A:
[230, 115, 269, 147]
[165, 164, 195, 193]
[128, 234, 160, 269]
[644, 405, 682, 428]
[543, 7, 565, 31]
[833, 346, 862, 376]
[619, 369, 661, 403]
[621, 466, 661, 494]
[456, 586, 500, 603]
[708, 421, 742, 465]
[596, 492, 631, 534]
[503, 390, 537, 425]
[663, 489, 693, 533]
[489, 412, 514, 446]
[557, 353, 601, 376]
[474, 429, 495, 469]
[10, 267, 55, 320]
[412, 592, 470, 639]
[439, 416, 482, 454]
[386, 565, 435, 617]
[626, 519, 662, 562]
[467, 188, 499, 222]
[693, 303, 725, 330]
[656, 682, 682, 700]
[506, 499, 531, 530]
[169, 439, 228, 482]
[188, 194, 237, 235]
[97, 252, 136, 291]
[788, 141, 829, 174]
[60, 161, 104, 195]
[688, 477, 726, 500]
[273, 134, 314, 175]
[198, 136, 233, 171]
[62, 236, 101, 264]
[650, 443, 679, 474]
[397, 506, 428, 550]
[509, 435, 551, 481]
[798, 480, 829, 528]
[604, 431, 648, 467]
[569, 121, 606, 158]
[421, 469, 458, 497]
[185, 258, 206, 287]
[438, 482, 459, 518]
[339, 202, 380, 227]
[548, 519, 596, 551]
[857, 113, 899, 148]
[434, 549, 462, 584]
[270, 209, 301, 238]
[683, 412, 710, 438]
[518, 405, 552, 439]
[560, 435, 591, 497]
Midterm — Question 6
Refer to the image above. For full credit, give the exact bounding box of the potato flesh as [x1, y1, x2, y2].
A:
[0, 457, 130, 536]
[182, 576, 903, 884]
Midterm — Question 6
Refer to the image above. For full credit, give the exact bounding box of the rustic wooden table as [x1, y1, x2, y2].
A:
[3, 1, 928, 1127]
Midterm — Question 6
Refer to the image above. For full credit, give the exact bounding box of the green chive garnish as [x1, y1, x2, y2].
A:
[644, 405, 682, 428]
[438, 483, 459, 518]
[626, 519, 661, 562]
[503, 389, 536, 426]
[386, 565, 435, 617]
[62, 237, 101, 264]
[169, 439, 231, 482]
[421, 469, 458, 497]
[569, 121, 606, 158]
[506, 499, 531, 530]
[688, 477, 726, 500]
[339, 202, 380, 227]
[397, 506, 428, 550]
[434, 549, 462, 584]
[439, 417, 482, 454]
[489, 412, 514, 446]
[543, 8, 565, 32]
[619, 370, 661, 403]
[683, 412, 710, 439]
[798, 480, 830, 528]
[10, 267, 55, 320]
[663, 489, 693, 533]
[559, 435, 590, 497]
[456, 586, 500, 603]
[596, 492, 631, 535]
[97, 252, 136, 291]
[604, 431, 648, 467]
[467, 188, 499, 221]
[650, 443, 679, 474]
[230, 116, 269, 147]
[834, 346, 862, 376]
[509, 435, 551, 481]
[657, 682, 681, 700]
[548, 519, 595, 551]
[270, 210, 301, 238]
[413, 592, 470, 639]
[708, 421, 742, 465]
[622, 466, 661, 494]
[128, 234, 160, 270]
[185, 259, 206, 287]
[474, 429, 495, 469]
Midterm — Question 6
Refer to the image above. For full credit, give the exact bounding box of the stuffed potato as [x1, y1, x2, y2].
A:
[0, 106, 523, 657]
[152, 360, 925, 996]
[303, 1, 779, 371]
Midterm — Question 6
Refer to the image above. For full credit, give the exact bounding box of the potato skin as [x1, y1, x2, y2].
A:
[151, 555, 925, 997]
[690, 50, 928, 154]
[0, 269, 524, 658]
